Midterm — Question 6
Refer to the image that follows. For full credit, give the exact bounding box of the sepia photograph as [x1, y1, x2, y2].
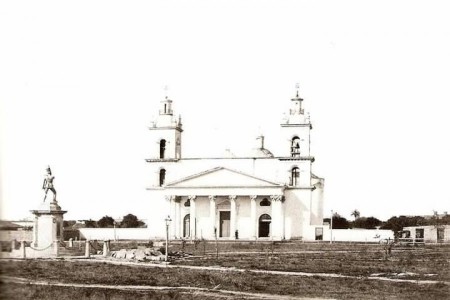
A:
[1, 1, 449, 299]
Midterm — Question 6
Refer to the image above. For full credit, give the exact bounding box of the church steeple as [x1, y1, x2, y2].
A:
[280, 85, 312, 157]
[148, 94, 183, 160]
[289, 89, 304, 116]
[160, 96, 174, 116]
[282, 85, 309, 126]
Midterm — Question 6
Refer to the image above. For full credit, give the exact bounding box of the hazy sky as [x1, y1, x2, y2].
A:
[1, 0, 449, 222]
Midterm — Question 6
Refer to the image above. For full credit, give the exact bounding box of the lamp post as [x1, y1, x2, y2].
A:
[330, 210, 333, 244]
[164, 215, 172, 262]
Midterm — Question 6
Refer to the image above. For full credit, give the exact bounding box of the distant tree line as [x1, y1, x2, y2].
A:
[64, 214, 146, 229]
[324, 210, 450, 235]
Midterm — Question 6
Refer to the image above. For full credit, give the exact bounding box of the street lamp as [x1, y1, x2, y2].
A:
[164, 215, 172, 262]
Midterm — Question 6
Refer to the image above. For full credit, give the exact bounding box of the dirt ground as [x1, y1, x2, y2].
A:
[1, 242, 449, 299]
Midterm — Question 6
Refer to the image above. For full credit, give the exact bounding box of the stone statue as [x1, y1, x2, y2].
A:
[42, 166, 57, 202]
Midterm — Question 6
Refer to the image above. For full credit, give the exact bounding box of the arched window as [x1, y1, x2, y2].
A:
[159, 169, 166, 186]
[260, 198, 271, 206]
[291, 137, 300, 157]
[160, 139, 166, 159]
[291, 167, 300, 186]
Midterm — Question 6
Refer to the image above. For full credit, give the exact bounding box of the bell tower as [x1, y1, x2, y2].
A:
[280, 87, 312, 158]
[279, 86, 313, 188]
[148, 96, 183, 160]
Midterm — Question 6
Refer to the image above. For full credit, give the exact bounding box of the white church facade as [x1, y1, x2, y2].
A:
[146, 90, 325, 241]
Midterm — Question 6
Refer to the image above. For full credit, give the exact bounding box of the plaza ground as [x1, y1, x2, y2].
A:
[1, 242, 449, 299]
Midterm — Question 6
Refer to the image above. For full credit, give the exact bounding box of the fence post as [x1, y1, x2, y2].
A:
[103, 240, 110, 257]
[20, 241, 26, 258]
[85, 240, 90, 258]
[54, 241, 59, 257]
[68, 238, 73, 248]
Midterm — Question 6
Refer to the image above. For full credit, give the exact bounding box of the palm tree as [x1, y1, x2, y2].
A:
[351, 209, 360, 220]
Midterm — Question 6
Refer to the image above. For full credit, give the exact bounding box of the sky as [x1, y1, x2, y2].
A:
[1, 0, 449, 222]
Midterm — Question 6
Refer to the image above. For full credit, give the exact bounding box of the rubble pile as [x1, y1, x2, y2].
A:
[110, 248, 164, 261]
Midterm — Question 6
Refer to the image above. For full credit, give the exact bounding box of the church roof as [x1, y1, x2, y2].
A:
[165, 166, 283, 188]
[249, 147, 274, 158]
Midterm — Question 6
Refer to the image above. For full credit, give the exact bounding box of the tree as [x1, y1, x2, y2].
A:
[331, 213, 350, 229]
[350, 209, 360, 220]
[97, 215, 115, 228]
[381, 215, 426, 235]
[120, 214, 145, 228]
[352, 216, 382, 229]
[84, 219, 97, 228]
[63, 220, 76, 228]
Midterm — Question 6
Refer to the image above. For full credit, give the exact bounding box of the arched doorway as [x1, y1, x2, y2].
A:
[259, 214, 271, 237]
[183, 214, 190, 237]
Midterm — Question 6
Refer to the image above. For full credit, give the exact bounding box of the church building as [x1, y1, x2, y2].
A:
[146, 89, 325, 241]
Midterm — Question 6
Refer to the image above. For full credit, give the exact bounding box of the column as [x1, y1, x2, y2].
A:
[209, 195, 216, 238]
[188, 195, 196, 239]
[175, 198, 181, 238]
[270, 195, 283, 240]
[166, 196, 176, 238]
[33, 215, 38, 247]
[85, 240, 90, 258]
[250, 195, 257, 239]
[229, 195, 237, 240]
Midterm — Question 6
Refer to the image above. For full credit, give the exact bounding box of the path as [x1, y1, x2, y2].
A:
[72, 258, 450, 286]
[1, 275, 333, 300]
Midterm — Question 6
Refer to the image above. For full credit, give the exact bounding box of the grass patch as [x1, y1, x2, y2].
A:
[1, 259, 449, 300]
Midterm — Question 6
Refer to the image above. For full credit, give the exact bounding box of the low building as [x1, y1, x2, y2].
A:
[402, 225, 450, 243]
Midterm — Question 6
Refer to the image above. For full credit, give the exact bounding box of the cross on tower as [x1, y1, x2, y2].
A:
[164, 85, 169, 98]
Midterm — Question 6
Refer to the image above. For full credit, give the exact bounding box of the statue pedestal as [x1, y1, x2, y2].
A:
[30, 200, 67, 251]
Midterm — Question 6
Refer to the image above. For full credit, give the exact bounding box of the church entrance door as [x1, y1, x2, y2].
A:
[183, 214, 190, 237]
[219, 211, 230, 237]
[259, 214, 271, 237]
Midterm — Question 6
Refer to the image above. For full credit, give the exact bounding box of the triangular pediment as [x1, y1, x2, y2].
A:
[165, 167, 282, 188]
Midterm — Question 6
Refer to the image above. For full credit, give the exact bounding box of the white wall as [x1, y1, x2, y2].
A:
[79, 228, 157, 240]
[322, 228, 394, 243]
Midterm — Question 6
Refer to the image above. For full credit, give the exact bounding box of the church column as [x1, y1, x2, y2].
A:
[188, 195, 196, 239]
[175, 197, 181, 238]
[229, 195, 237, 240]
[166, 195, 176, 238]
[250, 195, 257, 239]
[270, 195, 283, 240]
[209, 196, 216, 238]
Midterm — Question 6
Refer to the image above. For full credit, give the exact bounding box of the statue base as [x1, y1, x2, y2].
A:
[30, 200, 66, 251]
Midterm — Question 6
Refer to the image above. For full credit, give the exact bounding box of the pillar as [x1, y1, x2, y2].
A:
[20, 241, 26, 258]
[188, 195, 196, 239]
[175, 198, 181, 238]
[103, 240, 110, 257]
[229, 195, 237, 240]
[166, 196, 176, 238]
[270, 195, 284, 240]
[53, 240, 59, 257]
[250, 195, 257, 239]
[209, 196, 216, 238]
[33, 215, 38, 247]
[85, 240, 90, 258]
